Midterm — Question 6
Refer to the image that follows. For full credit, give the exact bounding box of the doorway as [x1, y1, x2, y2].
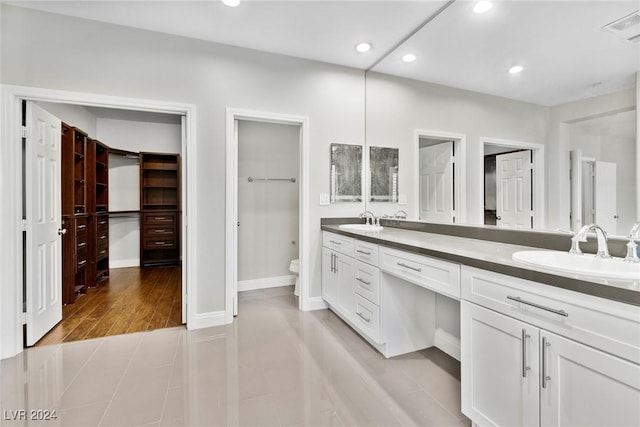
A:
[225, 108, 310, 321]
[0, 85, 195, 359]
[480, 138, 545, 229]
[414, 130, 467, 224]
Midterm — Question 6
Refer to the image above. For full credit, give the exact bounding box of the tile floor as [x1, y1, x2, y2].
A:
[1, 286, 470, 427]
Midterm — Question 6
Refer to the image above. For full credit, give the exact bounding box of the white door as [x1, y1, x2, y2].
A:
[461, 301, 540, 427]
[569, 150, 583, 231]
[419, 142, 454, 222]
[594, 161, 617, 234]
[540, 330, 640, 427]
[25, 102, 63, 346]
[496, 150, 532, 228]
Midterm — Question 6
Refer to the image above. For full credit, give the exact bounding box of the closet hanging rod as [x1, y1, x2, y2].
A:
[248, 177, 296, 183]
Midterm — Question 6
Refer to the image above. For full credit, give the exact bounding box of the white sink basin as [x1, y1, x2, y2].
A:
[339, 223, 384, 232]
[512, 250, 640, 281]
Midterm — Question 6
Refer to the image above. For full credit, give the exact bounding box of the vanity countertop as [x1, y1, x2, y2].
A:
[321, 224, 640, 307]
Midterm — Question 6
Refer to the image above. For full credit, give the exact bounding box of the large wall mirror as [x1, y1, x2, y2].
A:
[362, 0, 639, 237]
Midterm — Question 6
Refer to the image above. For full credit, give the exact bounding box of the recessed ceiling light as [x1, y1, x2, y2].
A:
[355, 42, 372, 53]
[222, 0, 240, 7]
[509, 65, 524, 74]
[473, 1, 493, 14]
[402, 53, 417, 63]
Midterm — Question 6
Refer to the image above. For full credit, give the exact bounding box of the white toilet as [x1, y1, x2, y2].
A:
[289, 259, 300, 296]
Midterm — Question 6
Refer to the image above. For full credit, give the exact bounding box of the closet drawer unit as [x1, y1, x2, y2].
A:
[96, 216, 109, 232]
[97, 246, 109, 261]
[143, 238, 177, 250]
[75, 216, 88, 240]
[354, 294, 381, 343]
[353, 240, 379, 266]
[462, 266, 640, 364]
[354, 260, 380, 305]
[143, 224, 176, 238]
[380, 246, 461, 299]
[323, 231, 354, 256]
[143, 212, 176, 225]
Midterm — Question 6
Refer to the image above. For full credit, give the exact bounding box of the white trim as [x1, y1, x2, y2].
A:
[190, 310, 227, 329]
[306, 297, 329, 311]
[109, 259, 141, 269]
[413, 129, 467, 224]
[479, 137, 546, 229]
[238, 275, 296, 292]
[225, 108, 311, 325]
[434, 328, 461, 362]
[0, 84, 197, 360]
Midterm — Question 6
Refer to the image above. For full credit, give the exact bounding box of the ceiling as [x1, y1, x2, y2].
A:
[6, 0, 640, 106]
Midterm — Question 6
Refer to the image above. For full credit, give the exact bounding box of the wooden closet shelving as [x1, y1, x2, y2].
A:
[140, 152, 180, 267]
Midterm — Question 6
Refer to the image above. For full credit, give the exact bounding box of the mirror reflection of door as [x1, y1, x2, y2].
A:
[484, 147, 534, 229]
[419, 140, 454, 222]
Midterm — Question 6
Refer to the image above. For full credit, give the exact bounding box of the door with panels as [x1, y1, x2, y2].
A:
[496, 150, 532, 228]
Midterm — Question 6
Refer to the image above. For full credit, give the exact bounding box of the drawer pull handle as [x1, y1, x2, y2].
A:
[329, 240, 342, 245]
[155, 241, 166, 245]
[99, 221, 107, 225]
[155, 229, 168, 233]
[99, 236, 107, 239]
[507, 296, 568, 317]
[77, 225, 86, 230]
[541, 337, 551, 388]
[398, 262, 422, 272]
[99, 250, 107, 255]
[356, 312, 371, 323]
[154, 217, 167, 220]
[521, 329, 531, 378]
[77, 260, 87, 266]
[356, 277, 371, 286]
[356, 249, 372, 255]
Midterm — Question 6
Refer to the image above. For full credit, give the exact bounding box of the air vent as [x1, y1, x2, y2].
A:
[602, 10, 640, 45]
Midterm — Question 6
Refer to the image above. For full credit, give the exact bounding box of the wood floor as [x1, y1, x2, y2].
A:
[36, 266, 183, 346]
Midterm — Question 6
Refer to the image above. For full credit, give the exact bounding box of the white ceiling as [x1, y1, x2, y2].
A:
[6, 0, 640, 106]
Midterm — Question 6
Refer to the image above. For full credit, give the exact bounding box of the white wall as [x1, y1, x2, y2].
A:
[97, 117, 181, 154]
[237, 120, 300, 282]
[1, 4, 366, 319]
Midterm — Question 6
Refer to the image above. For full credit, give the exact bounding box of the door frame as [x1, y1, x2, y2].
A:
[413, 129, 467, 224]
[0, 84, 197, 360]
[479, 137, 545, 229]
[225, 108, 310, 322]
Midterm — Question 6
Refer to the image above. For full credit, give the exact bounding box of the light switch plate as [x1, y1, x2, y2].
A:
[319, 193, 330, 205]
[398, 194, 407, 205]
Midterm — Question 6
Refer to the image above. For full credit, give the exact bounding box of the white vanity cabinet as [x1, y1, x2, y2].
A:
[461, 266, 640, 427]
[322, 232, 356, 320]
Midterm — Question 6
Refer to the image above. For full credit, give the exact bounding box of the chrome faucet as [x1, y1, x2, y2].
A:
[392, 210, 408, 220]
[359, 211, 376, 225]
[570, 224, 611, 258]
[624, 222, 640, 263]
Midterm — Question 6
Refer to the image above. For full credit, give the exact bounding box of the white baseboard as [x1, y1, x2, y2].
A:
[303, 296, 328, 311]
[109, 259, 140, 269]
[434, 328, 461, 361]
[189, 310, 227, 329]
[238, 275, 295, 292]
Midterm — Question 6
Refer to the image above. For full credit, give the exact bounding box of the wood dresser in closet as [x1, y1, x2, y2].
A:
[140, 152, 181, 267]
[61, 124, 110, 304]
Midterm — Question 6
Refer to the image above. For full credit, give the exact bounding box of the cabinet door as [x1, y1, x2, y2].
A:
[322, 248, 338, 306]
[336, 254, 355, 322]
[540, 330, 640, 427]
[461, 301, 540, 427]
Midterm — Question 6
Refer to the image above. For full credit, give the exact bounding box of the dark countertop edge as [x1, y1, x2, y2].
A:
[320, 223, 640, 307]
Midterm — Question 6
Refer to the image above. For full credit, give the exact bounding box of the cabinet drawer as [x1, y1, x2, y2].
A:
[354, 294, 381, 343]
[97, 246, 108, 261]
[96, 217, 109, 233]
[461, 266, 640, 364]
[322, 231, 354, 256]
[143, 238, 176, 250]
[143, 225, 176, 238]
[380, 246, 461, 299]
[353, 240, 379, 266]
[354, 260, 380, 305]
[143, 212, 176, 224]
